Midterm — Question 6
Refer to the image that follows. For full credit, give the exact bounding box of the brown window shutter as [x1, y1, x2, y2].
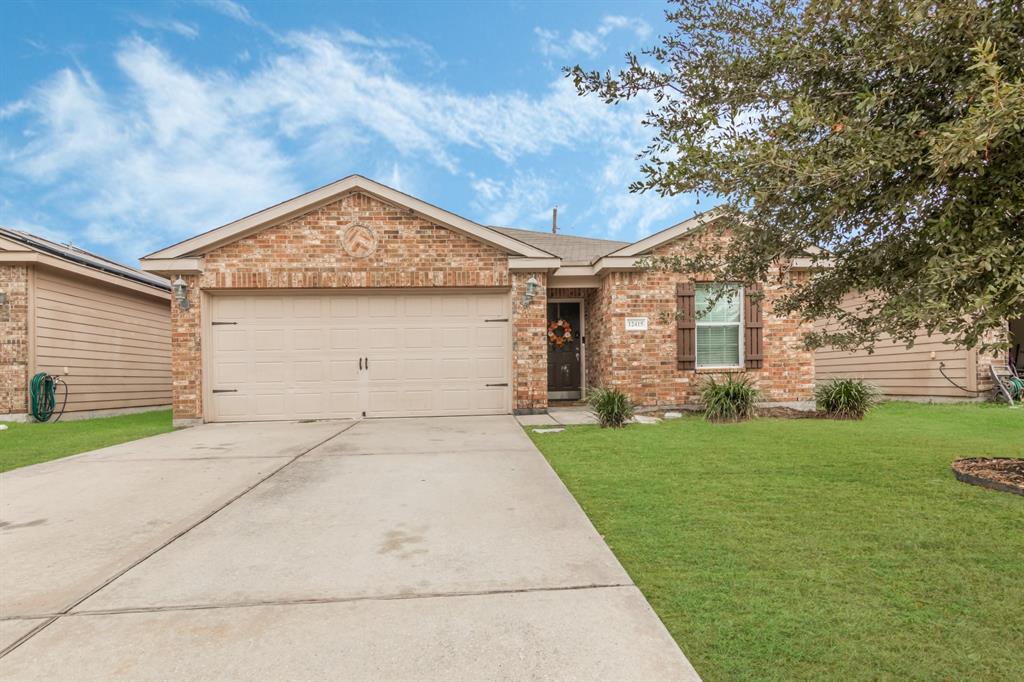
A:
[676, 282, 696, 370]
[744, 285, 764, 369]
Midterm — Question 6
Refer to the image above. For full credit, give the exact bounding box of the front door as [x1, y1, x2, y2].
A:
[547, 301, 582, 400]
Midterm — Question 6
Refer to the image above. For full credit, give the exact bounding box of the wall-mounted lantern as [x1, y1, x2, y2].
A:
[172, 277, 190, 311]
[522, 275, 541, 307]
[0, 291, 7, 306]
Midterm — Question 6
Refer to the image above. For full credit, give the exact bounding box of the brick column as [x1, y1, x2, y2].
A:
[170, 274, 203, 426]
[511, 271, 548, 413]
[0, 264, 29, 417]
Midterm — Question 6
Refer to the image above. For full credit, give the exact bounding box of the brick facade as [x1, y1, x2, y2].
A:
[165, 192, 817, 423]
[582, 236, 815, 407]
[170, 191, 518, 423]
[0, 264, 30, 416]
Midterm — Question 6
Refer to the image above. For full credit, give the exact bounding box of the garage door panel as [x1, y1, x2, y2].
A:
[254, 393, 286, 417]
[367, 329, 398, 350]
[209, 292, 510, 421]
[476, 326, 505, 348]
[368, 297, 397, 317]
[293, 297, 322, 318]
[212, 393, 251, 418]
[214, 329, 248, 352]
[440, 328, 469, 348]
[328, 329, 360, 350]
[404, 296, 433, 316]
[292, 392, 327, 416]
[253, 330, 285, 351]
[253, 361, 285, 383]
[477, 358, 506, 379]
[253, 298, 284, 318]
[404, 328, 433, 348]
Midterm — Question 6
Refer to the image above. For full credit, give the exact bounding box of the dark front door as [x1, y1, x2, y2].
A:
[547, 301, 582, 400]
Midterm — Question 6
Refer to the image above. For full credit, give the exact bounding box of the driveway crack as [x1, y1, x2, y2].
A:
[0, 420, 359, 660]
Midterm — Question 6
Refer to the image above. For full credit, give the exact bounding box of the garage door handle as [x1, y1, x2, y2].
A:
[485, 318, 508, 322]
[212, 321, 238, 326]
[359, 358, 363, 370]
[486, 383, 508, 387]
[365, 357, 369, 369]
[212, 389, 238, 393]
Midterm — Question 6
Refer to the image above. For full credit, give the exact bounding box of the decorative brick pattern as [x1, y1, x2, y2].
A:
[512, 272, 548, 412]
[200, 192, 508, 290]
[584, 234, 815, 407]
[0, 264, 30, 415]
[171, 192, 511, 422]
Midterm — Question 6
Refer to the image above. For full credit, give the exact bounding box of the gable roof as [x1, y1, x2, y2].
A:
[0, 226, 169, 293]
[604, 208, 723, 258]
[489, 226, 628, 264]
[143, 175, 555, 261]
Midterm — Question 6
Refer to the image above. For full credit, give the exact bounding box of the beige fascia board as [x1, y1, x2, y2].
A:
[508, 257, 561, 271]
[591, 256, 643, 273]
[139, 257, 205, 276]
[4, 252, 170, 299]
[548, 274, 601, 289]
[606, 208, 724, 258]
[145, 175, 554, 260]
[550, 265, 595, 277]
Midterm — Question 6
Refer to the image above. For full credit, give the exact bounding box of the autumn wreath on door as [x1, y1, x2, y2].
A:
[548, 319, 573, 347]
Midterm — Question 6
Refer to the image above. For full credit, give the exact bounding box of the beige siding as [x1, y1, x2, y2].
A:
[814, 293, 977, 399]
[32, 266, 171, 413]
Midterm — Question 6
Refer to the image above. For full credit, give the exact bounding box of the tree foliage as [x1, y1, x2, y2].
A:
[569, 0, 1024, 351]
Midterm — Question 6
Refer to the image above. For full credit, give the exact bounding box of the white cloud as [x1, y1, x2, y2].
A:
[535, 15, 651, 59]
[199, 0, 258, 27]
[1, 28, 698, 260]
[130, 15, 200, 39]
[470, 174, 553, 227]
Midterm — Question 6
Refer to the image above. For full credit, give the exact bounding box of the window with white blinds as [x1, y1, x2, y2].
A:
[695, 283, 743, 367]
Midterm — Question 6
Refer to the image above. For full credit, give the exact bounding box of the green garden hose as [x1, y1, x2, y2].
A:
[1009, 376, 1024, 399]
[29, 372, 68, 422]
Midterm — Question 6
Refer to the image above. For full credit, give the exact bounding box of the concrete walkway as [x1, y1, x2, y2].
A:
[0, 416, 699, 681]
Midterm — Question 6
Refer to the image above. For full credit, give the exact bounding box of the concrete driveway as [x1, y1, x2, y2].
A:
[0, 416, 699, 681]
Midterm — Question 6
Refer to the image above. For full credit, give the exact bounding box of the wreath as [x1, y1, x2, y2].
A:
[547, 319, 574, 347]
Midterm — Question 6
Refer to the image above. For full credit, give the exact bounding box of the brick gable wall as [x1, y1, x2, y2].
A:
[0, 264, 30, 415]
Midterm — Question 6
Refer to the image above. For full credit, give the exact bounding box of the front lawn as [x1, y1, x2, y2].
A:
[528, 402, 1023, 681]
[0, 409, 173, 473]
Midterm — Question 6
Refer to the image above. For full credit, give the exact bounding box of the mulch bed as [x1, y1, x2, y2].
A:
[951, 458, 1024, 496]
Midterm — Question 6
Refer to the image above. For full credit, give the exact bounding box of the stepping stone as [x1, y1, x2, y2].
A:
[533, 427, 565, 434]
[663, 411, 683, 419]
[632, 415, 662, 424]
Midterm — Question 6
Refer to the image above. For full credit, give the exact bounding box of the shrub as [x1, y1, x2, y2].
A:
[815, 377, 880, 419]
[701, 375, 759, 423]
[586, 387, 635, 428]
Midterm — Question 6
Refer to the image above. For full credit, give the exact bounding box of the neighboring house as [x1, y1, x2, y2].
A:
[815, 292, 1022, 401]
[139, 175, 815, 427]
[0, 228, 171, 421]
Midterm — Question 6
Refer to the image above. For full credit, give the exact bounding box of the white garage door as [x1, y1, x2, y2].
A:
[208, 291, 511, 421]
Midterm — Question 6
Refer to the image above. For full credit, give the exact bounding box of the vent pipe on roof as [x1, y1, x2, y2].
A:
[552, 206, 558, 234]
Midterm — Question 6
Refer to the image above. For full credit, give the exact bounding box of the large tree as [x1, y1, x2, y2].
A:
[570, 0, 1023, 352]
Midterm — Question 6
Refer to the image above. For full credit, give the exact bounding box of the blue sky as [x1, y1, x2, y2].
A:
[1, 0, 704, 264]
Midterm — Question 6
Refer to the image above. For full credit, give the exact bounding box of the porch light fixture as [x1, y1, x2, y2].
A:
[172, 277, 190, 311]
[522, 276, 541, 307]
[0, 291, 6, 306]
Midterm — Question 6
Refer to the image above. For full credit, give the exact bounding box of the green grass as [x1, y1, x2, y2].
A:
[1, 409, 173, 473]
[528, 402, 1024, 681]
